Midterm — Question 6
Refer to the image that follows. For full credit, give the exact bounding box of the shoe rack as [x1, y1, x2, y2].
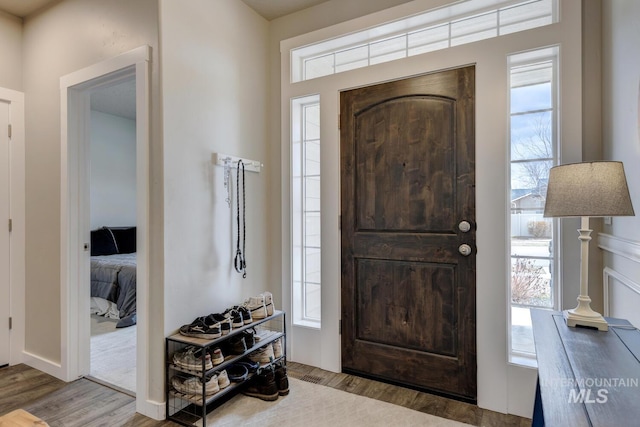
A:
[165, 311, 286, 426]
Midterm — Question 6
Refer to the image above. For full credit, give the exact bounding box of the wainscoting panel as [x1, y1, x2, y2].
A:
[599, 233, 640, 327]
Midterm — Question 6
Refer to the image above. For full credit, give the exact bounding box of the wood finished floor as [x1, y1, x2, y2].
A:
[0, 363, 530, 426]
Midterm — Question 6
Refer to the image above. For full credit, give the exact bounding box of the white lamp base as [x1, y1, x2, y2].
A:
[563, 308, 608, 331]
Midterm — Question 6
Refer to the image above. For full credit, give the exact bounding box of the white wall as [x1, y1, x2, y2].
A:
[599, 0, 640, 324]
[159, 0, 270, 334]
[0, 11, 22, 91]
[21, 0, 161, 387]
[90, 110, 136, 229]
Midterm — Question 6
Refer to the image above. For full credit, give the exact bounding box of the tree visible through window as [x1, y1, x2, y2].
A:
[508, 47, 558, 362]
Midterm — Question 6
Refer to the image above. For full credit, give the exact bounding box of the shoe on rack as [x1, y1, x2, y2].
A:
[179, 316, 221, 340]
[244, 295, 268, 320]
[272, 337, 283, 359]
[227, 364, 249, 382]
[173, 346, 213, 371]
[233, 305, 253, 325]
[243, 367, 279, 401]
[242, 329, 256, 348]
[217, 370, 230, 389]
[171, 374, 219, 396]
[226, 335, 247, 355]
[248, 343, 274, 365]
[223, 308, 244, 328]
[237, 359, 260, 373]
[211, 347, 225, 366]
[274, 362, 289, 396]
[261, 291, 274, 316]
[208, 313, 232, 335]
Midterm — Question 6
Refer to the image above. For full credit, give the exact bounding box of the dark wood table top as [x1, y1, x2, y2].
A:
[531, 309, 640, 427]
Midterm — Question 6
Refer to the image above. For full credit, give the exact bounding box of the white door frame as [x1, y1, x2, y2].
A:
[60, 46, 153, 413]
[0, 87, 25, 367]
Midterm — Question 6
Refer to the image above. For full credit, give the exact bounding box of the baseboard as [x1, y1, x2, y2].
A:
[22, 351, 64, 380]
[136, 398, 165, 421]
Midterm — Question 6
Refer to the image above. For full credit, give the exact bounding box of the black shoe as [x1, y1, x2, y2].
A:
[274, 362, 289, 396]
[243, 367, 279, 401]
[227, 335, 247, 355]
[179, 316, 221, 339]
[208, 313, 232, 335]
[224, 308, 244, 328]
[233, 305, 253, 324]
[242, 329, 256, 348]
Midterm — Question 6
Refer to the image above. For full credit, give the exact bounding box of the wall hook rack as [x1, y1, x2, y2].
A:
[212, 152, 263, 173]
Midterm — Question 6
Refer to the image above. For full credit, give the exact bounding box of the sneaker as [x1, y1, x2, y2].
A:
[233, 305, 253, 324]
[211, 347, 225, 366]
[261, 291, 274, 316]
[243, 367, 279, 401]
[272, 337, 283, 359]
[217, 370, 230, 389]
[172, 375, 219, 395]
[227, 364, 249, 382]
[208, 313, 232, 335]
[248, 343, 274, 364]
[223, 308, 244, 328]
[237, 359, 260, 373]
[274, 363, 289, 396]
[173, 346, 213, 371]
[244, 295, 268, 320]
[227, 335, 247, 355]
[242, 329, 256, 348]
[179, 317, 221, 339]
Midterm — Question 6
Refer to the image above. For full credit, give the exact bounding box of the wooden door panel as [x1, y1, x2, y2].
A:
[341, 66, 476, 401]
[355, 97, 455, 232]
[356, 258, 456, 356]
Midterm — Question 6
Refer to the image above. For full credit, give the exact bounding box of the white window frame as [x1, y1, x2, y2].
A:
[291, 95, 322, 328]
[507, 46, 561, 367]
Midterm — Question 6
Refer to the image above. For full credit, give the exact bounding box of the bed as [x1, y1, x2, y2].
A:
[90, 227, 137, 328]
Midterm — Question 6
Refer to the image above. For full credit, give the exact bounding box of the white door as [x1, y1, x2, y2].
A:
[0, 100, 10, 366]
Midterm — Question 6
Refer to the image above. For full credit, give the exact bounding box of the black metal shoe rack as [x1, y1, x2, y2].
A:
[165, 310, 286, 426]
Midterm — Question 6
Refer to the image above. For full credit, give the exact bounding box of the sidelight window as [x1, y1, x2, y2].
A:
[292, 95, 321, 327]
[508, 46, 559, 365]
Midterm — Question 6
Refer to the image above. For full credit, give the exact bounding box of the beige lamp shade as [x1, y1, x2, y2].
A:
[543, 161, 635, 218]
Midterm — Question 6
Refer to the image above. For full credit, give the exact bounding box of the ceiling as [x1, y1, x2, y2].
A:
[0, 0, 330, 20]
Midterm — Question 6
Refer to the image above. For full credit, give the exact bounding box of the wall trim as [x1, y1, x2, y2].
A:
[602, 267, 640, 317]
[22, 351, 62, 379]
[598, 233, 640, 264]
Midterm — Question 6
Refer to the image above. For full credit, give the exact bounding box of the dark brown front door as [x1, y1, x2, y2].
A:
[340, 66, 476, 401]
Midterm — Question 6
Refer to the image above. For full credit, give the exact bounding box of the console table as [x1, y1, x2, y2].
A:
[531, 309, 640, 426]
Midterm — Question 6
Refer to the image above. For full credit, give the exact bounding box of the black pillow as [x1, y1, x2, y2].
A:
[91, 228, 118, 256]
[109, 227, 136, 254]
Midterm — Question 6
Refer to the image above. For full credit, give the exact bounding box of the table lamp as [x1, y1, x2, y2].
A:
[543, 161, 635, 331]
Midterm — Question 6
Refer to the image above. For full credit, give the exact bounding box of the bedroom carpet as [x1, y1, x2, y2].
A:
[198, 377, 473, 427]
[89, 314, 136, 394]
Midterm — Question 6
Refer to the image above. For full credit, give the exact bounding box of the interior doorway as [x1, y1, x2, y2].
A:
[340, 66, 477, 401]
[87, 77, 138, 394]
[60, 46, 150, 411]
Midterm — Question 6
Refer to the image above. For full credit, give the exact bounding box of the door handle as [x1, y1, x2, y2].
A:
[459, 244, 472, 256]
[458, 220, 472, 233]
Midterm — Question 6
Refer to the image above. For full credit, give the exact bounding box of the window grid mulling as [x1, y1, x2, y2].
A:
[299, 0, 554, 82]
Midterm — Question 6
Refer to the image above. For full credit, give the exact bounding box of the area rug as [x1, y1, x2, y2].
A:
[89, 315, 136, 394]
[200, 378, 472, 427]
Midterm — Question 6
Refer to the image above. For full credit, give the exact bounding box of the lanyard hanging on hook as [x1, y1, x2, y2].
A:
[234, 160, 247, 278]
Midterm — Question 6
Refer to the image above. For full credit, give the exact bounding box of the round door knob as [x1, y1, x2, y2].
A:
[458, 221, 471, 233]
[459, 244, 472, 256]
